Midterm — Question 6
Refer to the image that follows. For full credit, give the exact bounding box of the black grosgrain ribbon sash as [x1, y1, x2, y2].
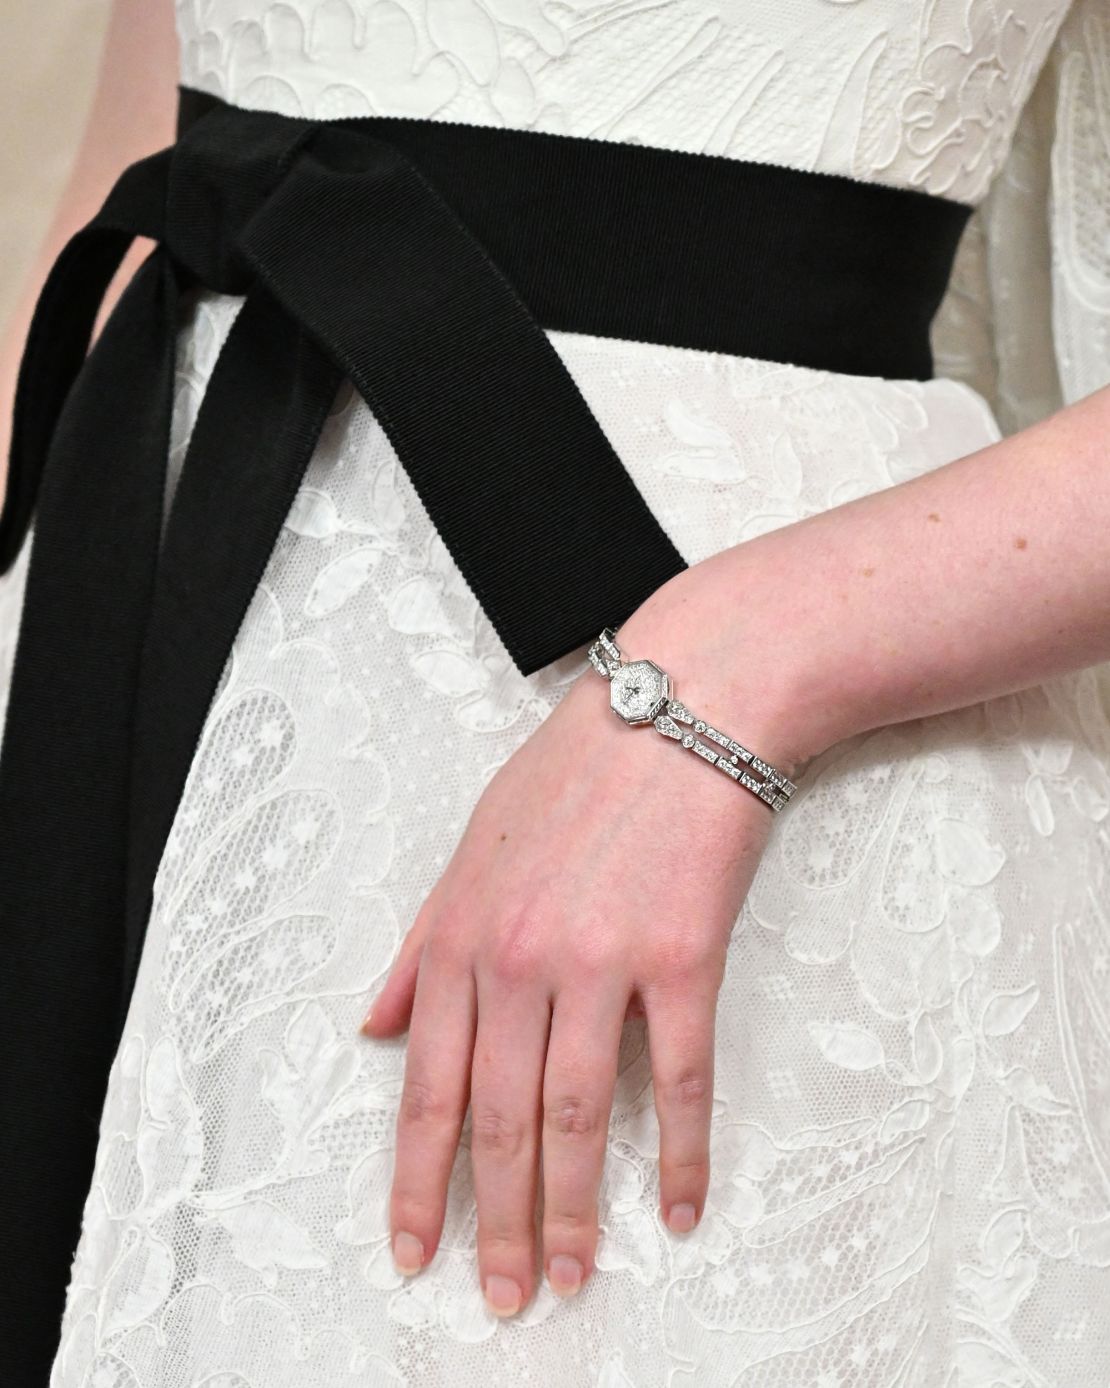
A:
[0, 84, 970, 1378]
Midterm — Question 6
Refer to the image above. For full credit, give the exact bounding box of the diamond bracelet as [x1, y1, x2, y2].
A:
[587, 627, 797, 812]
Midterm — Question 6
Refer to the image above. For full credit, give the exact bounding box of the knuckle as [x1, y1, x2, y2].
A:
[477, 1226, 531, 1251]
[647, 938, 714, 986]
[544, 1093, 602, 1141]
[487, 908, 545, 985]
[667, 1155, 711, 1182]
[390, 1193, 438, 1230]
[471, 1105, 528, 1158]
[544, 1206, 597, 1238]
[658, 1068, 711, 1112]
[422, 918, 469, 972]
[399, 1077, 453, 1129]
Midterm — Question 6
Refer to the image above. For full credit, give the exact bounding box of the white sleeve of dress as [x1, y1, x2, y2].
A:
[931, 0, 1110, 435]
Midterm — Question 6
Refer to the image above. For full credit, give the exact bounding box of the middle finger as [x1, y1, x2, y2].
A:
[540, 986, 625, 1299]
[470, 967, 552, 1317]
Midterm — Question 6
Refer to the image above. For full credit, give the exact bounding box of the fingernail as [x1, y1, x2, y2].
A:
[666, 1202, 697, 1233]
[360, 999, 379, 1033]
[392, 1230, 424, 1275]
[483, 1273, 522, 1316]
[548, 1254, 583, 1297]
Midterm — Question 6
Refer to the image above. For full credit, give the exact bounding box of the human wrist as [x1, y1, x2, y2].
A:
[602, 552, 835, 787]
[607, 538, 860, 782]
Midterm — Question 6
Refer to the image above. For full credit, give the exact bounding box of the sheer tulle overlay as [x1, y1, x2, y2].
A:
[2, 1, 1109, 1383]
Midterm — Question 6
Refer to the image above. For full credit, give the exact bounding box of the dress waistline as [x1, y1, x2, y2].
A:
[1, 88, 973, 669]
[172, 85, 968, 378]
[0, 86, 970, 1380]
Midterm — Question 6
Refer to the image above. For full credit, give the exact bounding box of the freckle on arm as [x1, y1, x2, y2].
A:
[927, 512, 941, 523]
[1014, 536, 1028, 550]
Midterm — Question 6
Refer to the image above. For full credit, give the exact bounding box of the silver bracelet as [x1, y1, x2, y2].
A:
[588, 627, 798, 811]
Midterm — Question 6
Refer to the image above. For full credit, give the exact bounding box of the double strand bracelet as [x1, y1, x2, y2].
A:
[588, 627, 798, 812]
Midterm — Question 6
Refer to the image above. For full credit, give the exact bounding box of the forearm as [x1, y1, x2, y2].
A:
[0, 0, 177, 501]
[620, 383, 1110, 777]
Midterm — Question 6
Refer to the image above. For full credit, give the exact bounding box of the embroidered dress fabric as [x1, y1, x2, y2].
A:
[1, 0, 1108, 1383]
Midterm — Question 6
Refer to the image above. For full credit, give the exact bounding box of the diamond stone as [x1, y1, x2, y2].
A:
[751, 756, 783, 787]
[609, 659, 670, 725]
[587, 644, 610, 678]
[654, 714, 683, 740]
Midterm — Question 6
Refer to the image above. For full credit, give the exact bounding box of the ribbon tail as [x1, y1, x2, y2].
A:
[0, 247, 179, 1370]
[238, 129, 689, 677]
[122, 288, 344, 1009]
[0, 148, 172, 571]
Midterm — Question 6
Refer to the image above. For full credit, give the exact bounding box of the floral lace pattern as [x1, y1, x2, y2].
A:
[174, 0, 1074, 203]
[1, 1, 1109, 1385]
[930, 0, 1110, 435]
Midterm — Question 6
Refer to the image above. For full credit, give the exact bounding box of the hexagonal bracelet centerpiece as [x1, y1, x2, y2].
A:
[587, 627, 797, 812]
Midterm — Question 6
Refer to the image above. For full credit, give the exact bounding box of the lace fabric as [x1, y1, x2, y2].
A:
[0, 1, 1107, 1384]
[932, 0, 1110, 431]
[175, 0, 1069, 203]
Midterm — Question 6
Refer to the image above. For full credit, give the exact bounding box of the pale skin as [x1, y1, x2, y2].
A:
[4, 0, 1109, 1322]
[361, 380, 1110, 1313]
[0, 0, 177, 482]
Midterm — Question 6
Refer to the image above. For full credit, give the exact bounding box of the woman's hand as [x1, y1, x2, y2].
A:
[359, 571, 804, 1316]
[357, 375, 1110, 1316]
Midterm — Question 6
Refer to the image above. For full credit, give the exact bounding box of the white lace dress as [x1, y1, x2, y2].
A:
[2, 1, 1109, 1384]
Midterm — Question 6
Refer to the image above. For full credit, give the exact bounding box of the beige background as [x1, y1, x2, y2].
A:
[0, 0, 113, 330]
